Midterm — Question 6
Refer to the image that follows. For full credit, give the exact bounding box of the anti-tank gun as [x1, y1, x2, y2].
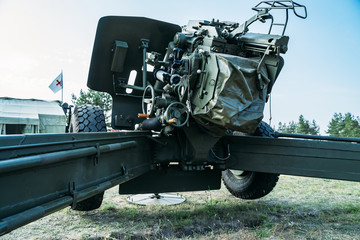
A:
[87, 1, 308, 191]
[6, 1, 360, 236]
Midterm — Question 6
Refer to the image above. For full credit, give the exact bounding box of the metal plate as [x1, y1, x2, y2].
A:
[88, 16, 181, 95]
[126, 193, 186, 206]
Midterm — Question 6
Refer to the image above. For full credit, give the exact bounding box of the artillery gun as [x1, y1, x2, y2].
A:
[2, 1, 360, 236]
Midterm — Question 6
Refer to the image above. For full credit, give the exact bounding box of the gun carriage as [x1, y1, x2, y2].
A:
[2, 1, 360, 236]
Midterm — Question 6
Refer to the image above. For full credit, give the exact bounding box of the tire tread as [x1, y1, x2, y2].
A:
[70, 104, 106, 211]
[222, 121, 279, 200]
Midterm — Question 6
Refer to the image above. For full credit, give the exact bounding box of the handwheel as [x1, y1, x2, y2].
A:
[142, 85, 155, 116]
[164, 102, 189, 127]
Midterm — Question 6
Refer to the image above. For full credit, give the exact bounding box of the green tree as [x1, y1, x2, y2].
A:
[326, 113, 360, 137]
[297, 115, 320, 135]
[71, 89, 112, 123]
[277, 121, 297, 133]
[277, 115, 320, 135]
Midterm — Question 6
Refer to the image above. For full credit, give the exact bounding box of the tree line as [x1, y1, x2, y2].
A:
[277, 113, 360, 137]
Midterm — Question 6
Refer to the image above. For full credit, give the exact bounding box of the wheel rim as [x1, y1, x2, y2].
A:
[229, 169, 249, 180]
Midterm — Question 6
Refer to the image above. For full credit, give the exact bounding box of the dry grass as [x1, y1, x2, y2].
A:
[2, 175, 360, 240]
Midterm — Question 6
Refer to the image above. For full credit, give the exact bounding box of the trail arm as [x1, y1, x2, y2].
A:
[1, 132, 360, 235]
[0, 131, 153, 234]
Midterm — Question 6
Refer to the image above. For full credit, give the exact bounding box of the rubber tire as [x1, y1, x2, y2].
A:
[222, 121, 280, 200]
[70, 105, 107, 211]
[70, 105, 107, 133]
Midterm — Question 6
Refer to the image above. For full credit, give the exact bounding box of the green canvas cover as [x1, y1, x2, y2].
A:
[192, 53, 270, 135]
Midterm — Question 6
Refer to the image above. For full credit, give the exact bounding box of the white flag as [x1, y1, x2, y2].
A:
[49, 73, 63, 93]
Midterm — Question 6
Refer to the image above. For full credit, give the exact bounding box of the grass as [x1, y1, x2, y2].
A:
[2, 175, 360, 239]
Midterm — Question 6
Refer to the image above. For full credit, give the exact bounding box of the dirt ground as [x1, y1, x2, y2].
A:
[2, 175, 360, 240]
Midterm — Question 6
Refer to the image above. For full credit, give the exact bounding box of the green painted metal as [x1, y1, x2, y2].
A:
[223, 135, 360, 182]
[0, 141, 137, 174]
[2, 131, 360, 235]
[274, 132, 360, 143]
[87, 16, 181, 130]
[119, 165, 221, 194]
[0, 131, 153, 235]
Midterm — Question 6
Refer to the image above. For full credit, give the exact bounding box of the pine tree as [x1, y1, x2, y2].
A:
[327, 113, 360, 137]
[277, 115, 320, 135]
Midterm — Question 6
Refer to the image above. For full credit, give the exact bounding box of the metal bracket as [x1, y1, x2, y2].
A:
[69, 182, 79, 210]
[94, 143, 100, 165]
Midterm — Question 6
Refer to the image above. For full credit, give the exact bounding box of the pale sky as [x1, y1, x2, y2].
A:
[0, 0, 359, 134]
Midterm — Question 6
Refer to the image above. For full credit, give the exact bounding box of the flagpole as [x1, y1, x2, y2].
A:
[61, 69, 63, 104]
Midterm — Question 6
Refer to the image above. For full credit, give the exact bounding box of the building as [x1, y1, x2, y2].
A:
[0, 97, 66, 135]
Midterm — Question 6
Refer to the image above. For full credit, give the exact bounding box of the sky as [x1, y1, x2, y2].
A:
[0, 0, 359, 134]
